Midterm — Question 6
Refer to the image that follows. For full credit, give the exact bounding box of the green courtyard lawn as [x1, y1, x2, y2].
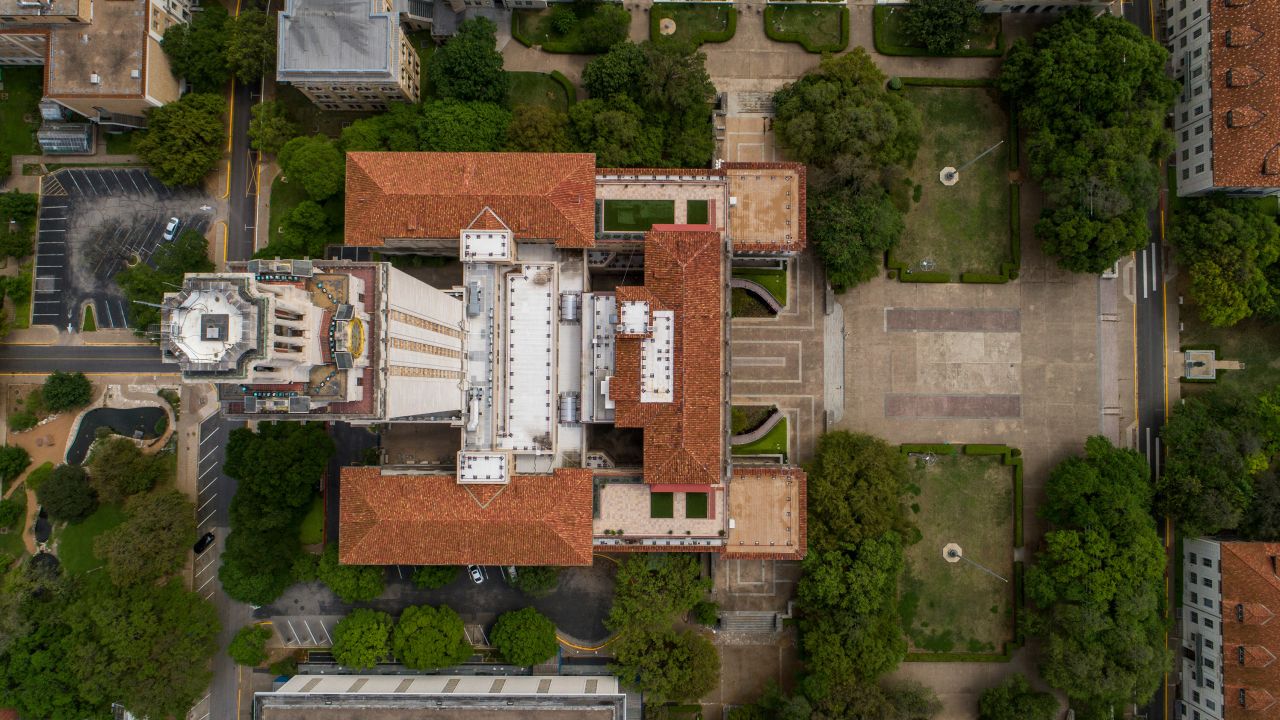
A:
[57, 503, 127, 575]
[601, 199, 675, 232]
[685, 491, 708, 518]
[10, 262, 31, 329]
[0, 66, 42, 177]
[893, 86, 1014, 280]
[512, 4, 631, 54]
[266, 175, 344, 251]
[731, 417, 788, 459]
[763, 5, 848, 53]
[299, 496, 324, 545]
[732, 266, 786, 305]
[507, 71, 573, 113]
[651, 491, 674, 519]
[872, 5, 1003, 57]
[899, 451, 1015, 655]
[650, 4, 737, 46]
[103, 130, 144, 155]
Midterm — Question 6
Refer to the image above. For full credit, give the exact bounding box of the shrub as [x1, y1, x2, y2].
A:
[691, 599, 719, 626]
[0, 498, 23, 528]
[412, 565, 459, 590]
[8, 409, 37, 432]
[268, 656, 298, 677]
[42, 371, 92, 412]
[551, 5, 577, 34]
[228, 624, 272, 666]
[0, 445, 31, 483]
[511, 566, 560, 597]
[318, 543, 385, 603]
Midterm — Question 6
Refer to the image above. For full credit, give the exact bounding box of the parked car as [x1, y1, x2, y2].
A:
[162, 217, 180, 241]
[193, 531, 215, 554]
[468, 565, 485, 584]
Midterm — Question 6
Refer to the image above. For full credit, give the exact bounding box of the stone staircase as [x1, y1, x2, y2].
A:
[718, 611, 780, 633]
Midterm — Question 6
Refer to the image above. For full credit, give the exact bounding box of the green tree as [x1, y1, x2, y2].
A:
[582, 41, 645, 99]
[331, 609, 393, 669]
[978, 673, 1057, 720]
[998, 10, 1176, 273]
[411, 565, 459, 589]
[507, 106, 572, 153]
[568, 96, 662, 168]
[390, 604, 471, 670]
[318, 543, 385, 603]
[248, 100, 298, 154]
[809, 186, 905, 292]
[807, 432, 913, 550]
[278, 135, 344, 201]
[429, 17, 508, 104]
[36, 465, 96, 523]
[0, 499, 22, 529]
[0, 190, 38, 259]
[773, 49, 921, 189]
[606, 554, 710, 632]
[161, 5, 230, 93]
[491, 607, 558, 666]
[901, 0, 984, 55]
[117, 228, 214, 333]
[42, 372, 91, 412]
[136, 93, 228, 186]
[95, 490, 194, 587]
[610, 628, 718, 703]
[691, 599, 719, 626]
[578, 3, 631, 53]
[228, 624, 272, 666]
[511, 565, 560, 597]
[419, 100, 511, 152]
[225, 9, 277, 83]
[0, 445, 30, 484]
[219, 527, 299, 606]
[1157, 396, 1254, 536]
[87, 436, 166, 504]
[1168, 196, 1280, 326]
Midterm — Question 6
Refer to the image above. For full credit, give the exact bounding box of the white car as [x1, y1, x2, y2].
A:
[162, 217, 180, 241]
[468, 565, 485, 584]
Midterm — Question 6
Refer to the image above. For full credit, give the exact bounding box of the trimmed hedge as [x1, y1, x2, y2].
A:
[763, 5, 849, 54]
[899, 443, 958, 455]
[549, 70, 577, 106]
[899, 76, 996, 88]
[1007, 101, 1020, 172]
[872, 6, 1004, 58]
[649, 4, 738, 45]
[896, 269, 951, 283]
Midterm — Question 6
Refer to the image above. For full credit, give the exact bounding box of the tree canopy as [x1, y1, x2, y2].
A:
[87, 436, 167, 504]
[248, 100, 298, 154]
[331, 609, 393, 669]
[136, 93, 228, 187]
[430, 18, 508, 104]
[95, 489, 194, 587]
[318, 543, 385, 603]
[568, 96, 662, 167]
[390, 604, 472, 670]
[0, 190, 38, 259]
[809, 185, 905, 292]
[511, 565, 560, 597]
[492, 607, 558, 666]
[506, 105, 572, 153]
[226, 9, 277, 83]
[998, 10, 1176, 273]
[116, 228, 214, 333]
[420, 100, 512, 152]
[36, 465, 96, 523]
[606, 554, 711, 632]
[610, 628, 719, 703]
[0, 445, 31, 484]
[228, 624, 272, 666]
[411, 565, 459, 590]
[1157, 395, 1257, 536]
[42, 372, 91, 412]
[160, 5, 230, 93]
[1168, 197, 1280, 327]
[807, 431, 913, 550]
[978, 673, 1058, 720]
[902, 0, 984, 54]
[278, 135, 345, 201]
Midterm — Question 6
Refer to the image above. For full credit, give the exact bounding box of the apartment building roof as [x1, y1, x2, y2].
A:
[339, 467, 595, 566]
[1220, 541, 1280, 718]
[344, 152, 598, 248]
[612, 228, 724, 485]
[44, 0, 147, 97]
[1210, 0, 1280, 188]
[277, 0, 398, 79]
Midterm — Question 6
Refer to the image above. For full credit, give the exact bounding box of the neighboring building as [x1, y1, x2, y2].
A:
[0, 0, 187, 128]
[276, 0, 421, 111]
[255, 675, 627, 719]
[1167, 0, 1280, 197]
[1179, 538, 1280, 720]
[36, 120, 91, 153]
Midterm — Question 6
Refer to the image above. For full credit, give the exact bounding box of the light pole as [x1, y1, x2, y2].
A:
[943, 543, 1009, 583]
[939, 139, 1006, 186]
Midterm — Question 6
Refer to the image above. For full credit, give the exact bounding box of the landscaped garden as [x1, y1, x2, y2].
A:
[764, 4, 849, 53]
[872, 6, 1003, 57]
[601, 199, 676, 232]
[731, 416, 788, 459]
[508, 71, 574, 113]
[732, 266, 786, 305]
[0, 66, 43, 177]
[650, 3, 737, 46]
[56, 502, 127, 575]
[512, 3, 632, 54]
[898, 445, 1018, 657]
[890, 84, 1016, 282]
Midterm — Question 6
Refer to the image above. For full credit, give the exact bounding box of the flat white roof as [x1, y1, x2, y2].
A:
[168, 290, 246, 364]
[457, 451, 509, 484]
[461, 230, 512, 262]
[640, 310, 674, 403]
[619, 300, 649, 335]
[502, 263, 555, 452]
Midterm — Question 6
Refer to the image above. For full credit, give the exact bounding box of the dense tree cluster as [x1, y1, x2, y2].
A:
[117, 229, 215, 333]
[317, 543, 385, 603]
[429, 17, 508, 104]
[1168, 197, 1280, 327]
[329, 605, 473, 670]
[35, 465, 96, 524]
[412, 565, 459, 590]
[248, 100, 298, 154]
[41, 372, 92, 413]
[161, 5, 277, 90]
[511, 565, 560, 597]
[978, 673, 1058, 720]
[901, 0, 984, 55]
[0, 190, 38, 259]
[87, 436, 168, 503]
[0, 445, 30, 485]
[332, 609, 394, 669]
[228, 624, 273, 666]
[773, 50, 921, 291]
[1027, 436, 1169, 718]
[95, 489, 194, 587]
[279, 136, 345, 202]
[998, 10, 1177, 273]
[135, 93, 228, 187]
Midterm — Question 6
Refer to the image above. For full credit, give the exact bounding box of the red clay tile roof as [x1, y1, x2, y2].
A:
[344, 152, 598, 248]
[1221, 542, 1280, 719]
[612, 228, 724, 485]
[1210, 0, 1280, 188]
[339, 467, 595, 566]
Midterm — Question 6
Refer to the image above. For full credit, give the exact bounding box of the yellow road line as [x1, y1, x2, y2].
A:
[557, 633, 617, 652]
[222, 159, 231, 199]
[221, 221, 229, 264]
[592, 552, 620, 566]
[226, 79, 236, 154]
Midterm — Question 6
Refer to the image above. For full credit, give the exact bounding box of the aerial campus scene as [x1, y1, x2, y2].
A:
[0, 0, 1275, 717]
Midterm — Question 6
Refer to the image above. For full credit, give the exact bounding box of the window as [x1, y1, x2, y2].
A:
[1196, 164, 1206, 175]
[1183, 169, 1190, 180]
[1180, 36, 1187, 48]
[1205, 618, 1214, 628]
[1192, 611, 1200, 623]
[1193, 27, 1203, 39]
[1194, 47, 1203, 58]
[1205, 639, 1214, 649]
[1180, 17, 1187, 28]
[1193, 7, 1202, 18]
[1191, 572, 1199, 583]
[1237, 603, 1245, 621]
[1196, 124, 1205, 136]
[1182, 131, 1190, 141]
[1192, 591, 1199, 604]
[1204, 658, 1215, 669]
[1240, 688, 1247, 706]
[1193, 691, 1201, 703]
[1192, 66, 1203, 77]
[1182, 150, 1190, 161]
[1194, 85, 1204, 96]
[1208, 699, 1216, 710]
[1206, 678, 1215, 689]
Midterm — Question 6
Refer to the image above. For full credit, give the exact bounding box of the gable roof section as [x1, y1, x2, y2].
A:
[339, 466, 595, 566]
[1221, 542, 1280, 718]
[612, 228, 724, 485]
[1210, 0, 1280, 188]
[344, 152, 598, 247]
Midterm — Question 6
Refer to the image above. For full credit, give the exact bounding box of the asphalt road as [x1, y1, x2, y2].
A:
[0, 343, 170, 374]
[227, 76, 261, 263]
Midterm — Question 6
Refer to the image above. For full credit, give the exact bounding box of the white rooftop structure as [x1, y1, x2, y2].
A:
[619, 300, 650, 335]
[501, 263, 556, 453]
[641, 310, 674, 402]
[457, 451, 510, 484]
[165, 287, 250, 367]
[461, 229, 513, 262]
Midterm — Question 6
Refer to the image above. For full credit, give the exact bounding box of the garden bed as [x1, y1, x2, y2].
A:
[731, 417, 788, 458]
[763, 5, 848, 53]
[601, 199, 676, 232]
[872, 6, 1003, 57]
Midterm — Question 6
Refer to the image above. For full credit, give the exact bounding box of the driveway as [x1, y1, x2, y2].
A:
[32, 168, 215, 331]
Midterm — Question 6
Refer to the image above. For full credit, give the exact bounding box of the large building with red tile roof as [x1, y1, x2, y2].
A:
[1180, 538, 1280, 720]
[1168, 0, 1280, 196]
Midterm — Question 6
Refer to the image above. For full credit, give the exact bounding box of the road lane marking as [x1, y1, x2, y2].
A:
[199, 477, 218, 493]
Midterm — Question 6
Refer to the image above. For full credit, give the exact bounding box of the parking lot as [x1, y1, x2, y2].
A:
[195, 412, 242, 601]
[32, 168, 215, 331]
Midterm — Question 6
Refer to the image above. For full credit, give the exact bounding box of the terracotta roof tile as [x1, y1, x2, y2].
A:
[1220, 542, 1280, 718]
[612, 228, 724, 485]
[339, 467, 595, 566]
[1211, 0, 1280, 188]
[344, 152, 598, 247]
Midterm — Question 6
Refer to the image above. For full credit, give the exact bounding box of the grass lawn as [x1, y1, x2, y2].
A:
[299, 496, 324, 545]
[103, 130, 143, 155]
[731, 417, 788, 458]
[57, 503, 127, 575]
[651, 491, 674, 519]
[507, 71, 571, 113]
[275, 83, 379, 139]
[0, 489, 28, 561]
[0, 66, 43, 177]
[731, 288, 774, 318]
[732, 267, 786, 305]
[25, 462, 53, 492]
[650, 4, 736, 46]
[602, 199, 675, 232]
[894, 86, 1012, 279]
[82, 305, 96, 332]
[685, 491, 708, 519]
[266, 175, 344, 253]
[512, 4, 630, 54]
[873, 6, 1002, 56]
[899, 453, 1014, 654]
[686, 199, 709, 225]
[11, 262, 31, 329]
[764, 5, 848, 53]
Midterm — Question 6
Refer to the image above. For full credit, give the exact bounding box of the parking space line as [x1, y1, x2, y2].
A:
[199, 511, 215, 528]
[304, 620, 317, 645]
[101, 300, 115, 328]
[199, 464, 219, 481]
[199, 478, 218, 494]
[200, 429, 221, 446]
[64, 171, 84, 194]
[42, 205, 66, 209]
[118, 300, 128, 328]
[39, 229, 65, 233]
[286, 620, 298, 646]
[197, 575, 217, 592]
[199, 447, 218, 464]
[319, 621, 332, 645]
[197, 495, 216, 512]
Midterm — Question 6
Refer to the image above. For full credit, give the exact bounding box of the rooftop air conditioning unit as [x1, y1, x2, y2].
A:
[89, 73, 100, 84]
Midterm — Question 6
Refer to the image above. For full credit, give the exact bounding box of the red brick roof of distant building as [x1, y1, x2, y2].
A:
[1221, 541, 1280, 719]
[1210, 0, 1280, 188]
[612, 228, 723, 485]
[344, 152, 598, 248]
[339, 467, 595, 566]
